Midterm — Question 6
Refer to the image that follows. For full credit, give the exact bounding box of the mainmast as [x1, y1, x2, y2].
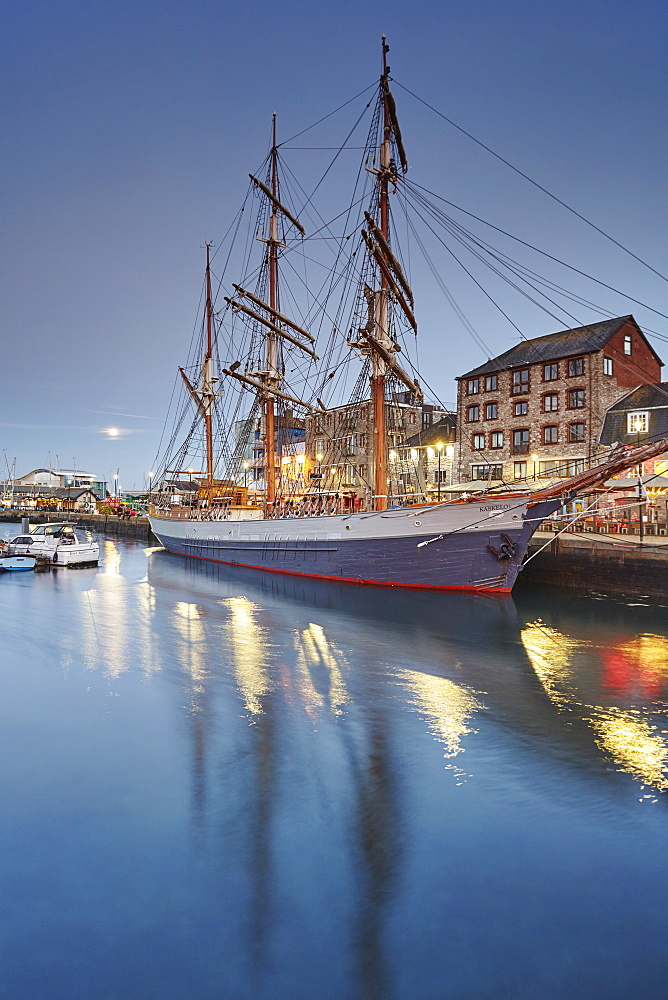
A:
[204, 242, 215, 486]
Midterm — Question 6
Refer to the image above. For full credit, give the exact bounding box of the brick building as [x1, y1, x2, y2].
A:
[304, 394, 449, 504]
[455, 316, 662, 485]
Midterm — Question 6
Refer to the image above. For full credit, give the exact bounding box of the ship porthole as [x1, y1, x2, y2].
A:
[414, 521, 421, 526]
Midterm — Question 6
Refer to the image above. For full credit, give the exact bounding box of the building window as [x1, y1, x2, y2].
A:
[568, 357, 584, 376]
[467, 405, 480, 422]
[569, 423, 585, 442]
[472, 464, 502, 481]
[491, 431, 504, 449]
[539, 461, 561, 477]
[484, 374, 498, 391]
[568, 388, 585, 408]
[543, 393, 559, 412]
[624, 335, 632, 355]
[514, 401, 528, 417]
[512, 429, 529, 455]
[543, 425, 559, 444]
[511, 369, 529, 395]
[567, 459, 585, 475]
[603, 357, 613, 375]
[543, 362, 558, 381]
[422, 411, 432, 429]
[514, 461, 527, 479]
[627, 411, 648, 434]
[485, 402, 498, 420]
[467, 378, 480, 394]
[473, 433, 485, 450]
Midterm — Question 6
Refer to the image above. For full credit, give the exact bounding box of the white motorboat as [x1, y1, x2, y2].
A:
[0, 555, 36, 572]
[7, 522, 99, 566]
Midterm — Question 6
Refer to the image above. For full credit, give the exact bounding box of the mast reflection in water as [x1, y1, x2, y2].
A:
[0, 536, 667, 999]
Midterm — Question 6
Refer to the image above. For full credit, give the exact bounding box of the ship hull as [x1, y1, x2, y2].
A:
[148, 496, 563, 594]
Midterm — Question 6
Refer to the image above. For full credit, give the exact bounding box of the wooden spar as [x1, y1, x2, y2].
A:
[362, 231, 418, 332]
[364, 212, 414, 306]
[264, 117, 283, 512]
[370, 37, 394, 512]
[179, 368, 206, 420]
[381, 77, 408, 173]
[232, 285, 315, 342]
[221, 367, 324, 413]
[249, 174, 306, 236]
[204, 244, 214, 485]
[224, 297, 319, 359]
[356, 327, 422, 399]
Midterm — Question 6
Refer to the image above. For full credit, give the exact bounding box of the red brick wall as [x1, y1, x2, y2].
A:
[605, 319, 661, 389]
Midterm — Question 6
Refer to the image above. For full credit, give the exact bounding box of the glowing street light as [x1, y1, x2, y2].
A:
[436, 442, 443, 501]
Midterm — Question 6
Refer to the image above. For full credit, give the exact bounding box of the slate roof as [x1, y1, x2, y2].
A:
[599, 382, 668, 446]
[401, 415, 457, 450]
[458, 315, 662, 379]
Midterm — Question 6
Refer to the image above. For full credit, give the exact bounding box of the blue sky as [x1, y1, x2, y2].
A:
[1, 0, 666, 489]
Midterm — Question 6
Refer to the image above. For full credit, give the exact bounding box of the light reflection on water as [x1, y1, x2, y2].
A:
[0, 537, 667, 999]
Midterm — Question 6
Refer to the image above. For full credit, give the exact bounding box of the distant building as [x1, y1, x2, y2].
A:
[456, 315, 662, 485]
[394, 415, 457, 501]
[10, 468, 107, 498]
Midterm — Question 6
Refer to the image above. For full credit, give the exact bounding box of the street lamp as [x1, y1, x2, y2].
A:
[436, 442, 443, 501]
[632, 419, 645, 540]
[531, 453, 539, 482]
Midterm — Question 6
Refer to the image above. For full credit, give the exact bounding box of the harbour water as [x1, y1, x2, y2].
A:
[1, 528, 667, 999]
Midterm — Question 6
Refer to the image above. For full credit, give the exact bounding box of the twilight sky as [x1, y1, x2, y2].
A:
[1, 0, 666, 490]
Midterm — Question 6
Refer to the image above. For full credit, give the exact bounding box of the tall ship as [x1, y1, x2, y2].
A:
[148, 40, 667, 594]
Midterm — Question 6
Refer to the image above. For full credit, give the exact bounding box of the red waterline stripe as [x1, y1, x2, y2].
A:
[160, 547, 512, 595]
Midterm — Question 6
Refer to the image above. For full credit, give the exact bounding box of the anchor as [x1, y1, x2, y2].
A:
[487, 533, 517, 560]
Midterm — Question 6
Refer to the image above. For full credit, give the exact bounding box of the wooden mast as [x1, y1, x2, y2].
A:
[371, 36, 393, 512]
[204, 242, 215, 488]
[265, 114, 279, 514]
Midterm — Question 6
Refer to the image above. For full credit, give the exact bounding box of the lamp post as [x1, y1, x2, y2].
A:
[436, 442, 443, 502]
[633, 419, 644, 540]
[316, 452, 323, 504]
[531, 453, 539, 482]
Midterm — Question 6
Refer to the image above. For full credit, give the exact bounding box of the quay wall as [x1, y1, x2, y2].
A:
[0, 511, 157, 543]
[517, 532, 668, 599]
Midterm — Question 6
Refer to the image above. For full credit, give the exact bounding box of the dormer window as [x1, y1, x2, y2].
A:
[627, 411, 648, 434]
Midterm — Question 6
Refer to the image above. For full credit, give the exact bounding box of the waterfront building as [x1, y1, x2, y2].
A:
[393, 415, 457, 502]
[9, 467, 107, 498]
[455, 315, 662, 485]
[304, 394, 451, 504]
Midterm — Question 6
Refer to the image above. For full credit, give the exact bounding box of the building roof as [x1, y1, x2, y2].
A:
[401, 415, 457, 449]
[599, 382, 668, 446]
[17, 467, 98, 479]
[458, 315, 663, 379]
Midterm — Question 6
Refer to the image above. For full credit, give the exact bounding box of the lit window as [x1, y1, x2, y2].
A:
[514, 462, 527, 479]
[568, 388, 585, 408]
[627, 412, 648, 434]
[603, 357, 613, 375]
[471, 464, 502, 480]
[467, 378, 480, 394]
[543, 363, 558, 381]
[485, 375, 498, 391]
[514, 401, 528, 416]
[624, 335, 632, 355]
[491, 431, 504, 449]
[539, 461, 560, 477]
[569, 422, 585, 442]
[543, 425, 559, 444]
[543, 393, 559, 412]
[467, 405, 480, 422]
[473, 433, 485, 450]
[568, 357, 584, 376]
[567, 459, 585, 475]
[485, 402, 498, 420]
